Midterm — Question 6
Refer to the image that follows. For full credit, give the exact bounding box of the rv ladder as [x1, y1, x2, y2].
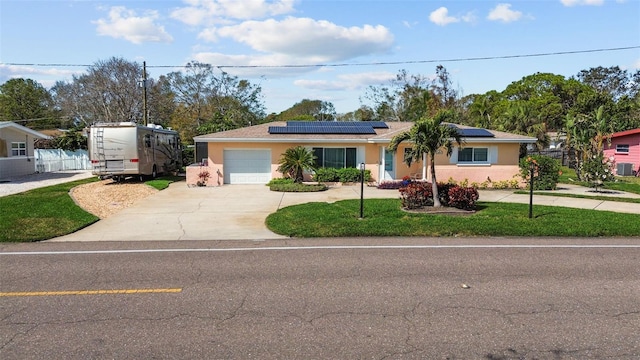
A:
[95, 127, 106, 171]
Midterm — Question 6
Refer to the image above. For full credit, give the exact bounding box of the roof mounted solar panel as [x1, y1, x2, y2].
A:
[286, 121, 388, 129]
[457, 128, 495, 138]
[268, 125, 376, 134]
[447, 124, 494, 138]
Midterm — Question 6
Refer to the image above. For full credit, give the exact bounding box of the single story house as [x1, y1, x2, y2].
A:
[0, 121, 50, 179]
[187, 121, 536, 186]
[604, 128, 640, 176]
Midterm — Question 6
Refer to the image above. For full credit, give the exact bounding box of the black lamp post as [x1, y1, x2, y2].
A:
[359, 163, 365, 219]
[529, 160, 535, 219]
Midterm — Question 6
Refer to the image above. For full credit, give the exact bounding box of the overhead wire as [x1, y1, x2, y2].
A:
[2, 45, 638, 69]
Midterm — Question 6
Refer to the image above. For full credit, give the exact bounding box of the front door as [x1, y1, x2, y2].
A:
[380, 148, 395, 180]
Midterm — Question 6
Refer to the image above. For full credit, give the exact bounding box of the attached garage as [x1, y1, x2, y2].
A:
[223, 149, 271, 184]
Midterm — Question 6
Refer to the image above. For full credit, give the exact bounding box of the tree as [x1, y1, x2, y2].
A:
[361, 69, 433, 122]
[0, 78, 61, 129]
[430, 65, 458, 111]
[277, 146, 317, 183]
[54, 129, 87, 151]
[577, 66, 631, 100]
[500, 72, 586, 131]
[388, 110, 463, 207]
[51, 57, 144, 125]
[165, 61, 264, 143]
[277, 99, 336, 121]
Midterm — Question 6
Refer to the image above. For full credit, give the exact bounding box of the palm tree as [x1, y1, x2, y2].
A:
[388, 110, 463, 207]
[277, 146, 317, 183]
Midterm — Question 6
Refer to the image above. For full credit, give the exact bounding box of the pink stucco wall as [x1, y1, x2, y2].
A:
[604, 132, 640, 175]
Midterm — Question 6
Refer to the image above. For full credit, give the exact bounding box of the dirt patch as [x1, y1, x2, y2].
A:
[70, 179, 158, 219]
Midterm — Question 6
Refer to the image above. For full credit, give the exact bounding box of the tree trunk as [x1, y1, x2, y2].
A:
[430, 154, 441, 208]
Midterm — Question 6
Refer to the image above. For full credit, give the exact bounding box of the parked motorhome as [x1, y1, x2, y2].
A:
[89, 122, 181, 181]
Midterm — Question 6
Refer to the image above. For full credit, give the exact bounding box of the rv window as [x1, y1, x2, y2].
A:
[144, 134, 151, 148]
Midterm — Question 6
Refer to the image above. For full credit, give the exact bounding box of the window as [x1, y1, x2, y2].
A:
[616, 144, 630, 154]
[11, 142, 26, 156]
[458, 147, 488, 163]
[312, 147, 357, 168]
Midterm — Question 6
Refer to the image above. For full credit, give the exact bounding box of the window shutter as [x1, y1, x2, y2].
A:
[450, 147, 458, 164]
[489, 146, 498, 164]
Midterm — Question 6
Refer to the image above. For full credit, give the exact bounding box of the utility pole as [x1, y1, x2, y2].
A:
[142, 61, 148, 126]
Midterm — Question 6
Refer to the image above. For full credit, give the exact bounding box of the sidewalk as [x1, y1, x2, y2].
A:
[0, 170, 94, 197]
[478, 183, 640, 214]
[49, 182, 640, 242]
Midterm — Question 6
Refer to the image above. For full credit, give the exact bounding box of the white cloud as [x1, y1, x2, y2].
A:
[171, 0, 296, 26]
[0, 64, 81, 87]
[191, 51, 315, 77]
[214, 17, 394, 62]
[295, 71, 396, 91]
[94, 7, 173, 44]
[461, 12, 478, 24]
[487, 3, 523, 23]
[560, 0, 605, 6]
[429, 7, 459, 26]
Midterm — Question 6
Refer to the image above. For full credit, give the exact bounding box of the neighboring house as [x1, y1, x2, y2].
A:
[188, 121, 536, 186]
[0, 121, 50, 179]
[604, 128, 640, 176]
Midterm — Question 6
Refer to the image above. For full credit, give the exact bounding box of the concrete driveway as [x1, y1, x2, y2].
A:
[49, 181, 640, 242]
[50, 183, 399, 242]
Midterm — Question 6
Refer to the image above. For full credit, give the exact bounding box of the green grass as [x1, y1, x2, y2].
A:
[514, 191, 640, 204]
[265, 199, 640, 238]
[0, 178, 100, 242]
[0, 175, 184, 242]
[558, 166, 640, 195]
[145, 175, 184, 190]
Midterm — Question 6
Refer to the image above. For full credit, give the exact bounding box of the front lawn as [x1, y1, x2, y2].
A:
[0, 175, 183, 242]
[265, 199, 640, 237]
[0, 178, 100, 242]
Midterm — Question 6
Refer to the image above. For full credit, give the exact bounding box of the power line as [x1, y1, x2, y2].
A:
[2, 45, 638, 70]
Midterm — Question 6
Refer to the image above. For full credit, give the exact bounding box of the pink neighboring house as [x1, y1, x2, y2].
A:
[604, 128, 640, 176]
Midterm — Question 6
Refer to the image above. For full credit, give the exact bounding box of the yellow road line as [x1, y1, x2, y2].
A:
[0, 288, 182, 297]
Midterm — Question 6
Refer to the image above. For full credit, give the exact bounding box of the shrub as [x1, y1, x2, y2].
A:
[269, 183, 328, 192]
[377, 180, 405, 190]
[436, 182, 456, 206]
[314, 167, 372, 183]
[398, 182, 479, 210]
[519, 155, 561, 190]
[314, 168, 339, 182]
[580, 152, 616, 188]
[448, 186, 479, 210]
[267, 178, 294, 186]
[399, 182, 432, 209]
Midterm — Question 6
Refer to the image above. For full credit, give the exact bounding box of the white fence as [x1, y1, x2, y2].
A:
[34, 149, 91, 172]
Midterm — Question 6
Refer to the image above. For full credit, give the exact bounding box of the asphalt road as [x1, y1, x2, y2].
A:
[1, 238, 639, 359]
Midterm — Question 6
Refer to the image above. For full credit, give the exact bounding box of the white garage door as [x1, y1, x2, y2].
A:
[223, 149, 272, 184]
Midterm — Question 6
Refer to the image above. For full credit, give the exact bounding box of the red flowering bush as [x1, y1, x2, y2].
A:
[399, 182, 479, 210]
[399, 182, 432, 209]
[448, 186, 479, 210]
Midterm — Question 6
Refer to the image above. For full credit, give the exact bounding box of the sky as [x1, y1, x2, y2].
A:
[1, 0, 639, 115]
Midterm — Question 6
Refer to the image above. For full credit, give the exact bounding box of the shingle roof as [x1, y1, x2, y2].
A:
[0, 121, 51, 139]
[194, 121, 537, 144]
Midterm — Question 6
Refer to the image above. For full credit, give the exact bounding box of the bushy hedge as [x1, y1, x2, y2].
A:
[314, 167, 372, 183]
[269, 183, 328, 192]
[519, 155, 561, 190]
[399, 182, 479, 210]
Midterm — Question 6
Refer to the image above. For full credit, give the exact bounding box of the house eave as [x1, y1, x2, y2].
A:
[195, 137, 371, 144]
